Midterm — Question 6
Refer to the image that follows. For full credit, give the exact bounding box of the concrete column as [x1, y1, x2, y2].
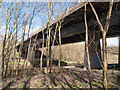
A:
[118, 37, 120, 64]
[27, 41, 38, 67]
[27, 42, 47, 67]
[84, 31, 102, 69]
[27, 43, 34, 60]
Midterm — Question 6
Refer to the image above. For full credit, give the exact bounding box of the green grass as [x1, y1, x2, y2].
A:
[73, 84, 77, 88]
[77, 61, 84, 64]
[11, 60, 29, 65]
[109, 82, 117, 88]
[62, 60, 77, 63]
[93, 81, 103, 87]
[61, 60, 83, 64]
[79, 82, 83, 86]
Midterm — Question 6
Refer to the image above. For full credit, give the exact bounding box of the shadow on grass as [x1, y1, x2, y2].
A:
[30, 59, 67, 67]
[75, 64, 120, 70]
[3, 62, 119, 88]
[46, 68, 90, 88]
[108, 64, 120, 70]
[2, 80, 16, 90]
[52, 60, 67, 66]
[2, 68, 37, 89]
[23, 77, 32, 89]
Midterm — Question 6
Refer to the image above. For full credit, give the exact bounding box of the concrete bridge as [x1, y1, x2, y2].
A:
[17, 2, 120, 68]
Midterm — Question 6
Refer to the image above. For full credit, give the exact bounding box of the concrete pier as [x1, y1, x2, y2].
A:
[84, 31, 102, 69]
[118, 37, 120, 64]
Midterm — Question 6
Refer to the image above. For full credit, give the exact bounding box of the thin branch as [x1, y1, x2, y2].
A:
[104, 0, 114, 32]
[89, 2, 104, 32]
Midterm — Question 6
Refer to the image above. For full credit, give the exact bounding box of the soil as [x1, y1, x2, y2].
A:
[2, 65, 120, 89]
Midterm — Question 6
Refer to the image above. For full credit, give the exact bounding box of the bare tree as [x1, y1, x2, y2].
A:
[58, 3, 62, 72]
[27, 3, 37, 39]
[89, 1, 114, 88]
[2, 1, 9, 77]
[0, 1, 2, 29]
[84, 3, 92, 89]
[46, 2, 52, 73]
[17, 2, 30, 75]
[19, 2, 30, 56]
[40, 5, 47, 73]
[50, 22, 59, 73]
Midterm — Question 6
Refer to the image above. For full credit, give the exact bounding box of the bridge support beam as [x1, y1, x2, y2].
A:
[84, 31, 102, 69]
[118, 37, 120, 64]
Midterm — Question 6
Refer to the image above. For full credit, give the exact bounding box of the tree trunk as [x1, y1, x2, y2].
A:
[89, 1, 113, 88]
[58, 22, 62, 71]
[40, 31, 44, 72]
[84, 3, 92, 89]
[2, 1, 9, 77]
[50, 22, 59, 73]
[46, 2, 51, 73]
[102, 31, 108, 89]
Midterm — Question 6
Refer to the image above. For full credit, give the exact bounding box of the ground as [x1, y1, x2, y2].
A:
[2, 66, 120, 88]
[2, 44, 120, 89]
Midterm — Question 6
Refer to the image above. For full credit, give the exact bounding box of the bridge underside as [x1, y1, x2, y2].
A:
[17, 2, 120, 68]
[20, 28, 120, 68]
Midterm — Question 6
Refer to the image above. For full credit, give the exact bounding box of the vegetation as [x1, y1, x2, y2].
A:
[0, 1, 119, 89]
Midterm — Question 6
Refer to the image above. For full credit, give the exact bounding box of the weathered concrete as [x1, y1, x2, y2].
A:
[118, 37, 120, 64]
[27, 40, 34, 61]
[84, 31, 102, 69]
[16, 2, 120, 68]
[27, 41, 47, 67]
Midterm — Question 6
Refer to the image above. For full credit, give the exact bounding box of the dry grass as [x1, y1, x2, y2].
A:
[2, 67, 119, 88]
[2, 43, 120, 89]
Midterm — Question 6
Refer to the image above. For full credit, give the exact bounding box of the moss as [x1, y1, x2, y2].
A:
[93, 81, 102, 86]
[73, 84, 77, 88]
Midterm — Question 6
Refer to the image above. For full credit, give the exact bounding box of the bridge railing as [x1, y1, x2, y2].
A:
[28, 2, 78, 39]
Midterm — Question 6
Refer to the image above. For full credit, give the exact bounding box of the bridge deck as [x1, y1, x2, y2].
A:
[17, 2, 120, 50]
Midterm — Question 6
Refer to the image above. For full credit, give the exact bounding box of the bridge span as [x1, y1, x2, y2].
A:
[17, 2, 120, 68]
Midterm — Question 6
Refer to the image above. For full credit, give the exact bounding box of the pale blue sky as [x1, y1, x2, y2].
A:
[104, 37, 119, 46]
[77, 37, 119, 46]
[1, 2, 119, 47]
[1, 2, 76, 39]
